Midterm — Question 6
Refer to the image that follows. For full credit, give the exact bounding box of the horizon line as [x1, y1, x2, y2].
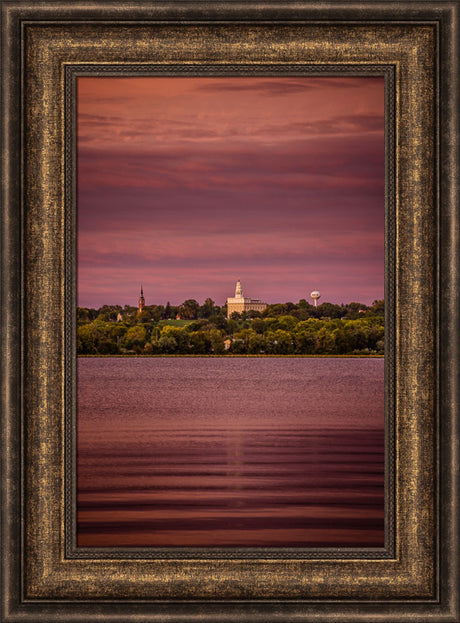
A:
[77, 297, 384, 309]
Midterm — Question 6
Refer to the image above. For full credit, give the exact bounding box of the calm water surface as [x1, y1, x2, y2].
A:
[77, 357, 384, 547]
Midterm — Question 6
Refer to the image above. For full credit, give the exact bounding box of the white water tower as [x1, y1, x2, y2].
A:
[310, 290, 321, 307]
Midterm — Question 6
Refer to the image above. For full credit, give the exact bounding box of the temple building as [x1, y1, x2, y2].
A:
[226, 279, 267, 318]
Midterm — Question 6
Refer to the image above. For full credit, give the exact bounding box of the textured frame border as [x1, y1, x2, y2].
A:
[1, 2, 459, 622]
[64, 63, 395, 562]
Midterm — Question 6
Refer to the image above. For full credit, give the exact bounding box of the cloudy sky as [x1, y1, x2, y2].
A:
[77, 76, 384, 308]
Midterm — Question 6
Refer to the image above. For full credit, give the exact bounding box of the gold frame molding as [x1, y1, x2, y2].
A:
[1, 1, 459, 621]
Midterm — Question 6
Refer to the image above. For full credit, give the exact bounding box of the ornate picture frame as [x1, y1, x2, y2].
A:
[1, 1, 458, 621]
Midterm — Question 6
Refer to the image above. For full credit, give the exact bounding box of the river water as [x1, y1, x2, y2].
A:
[77, 357, 384, 548]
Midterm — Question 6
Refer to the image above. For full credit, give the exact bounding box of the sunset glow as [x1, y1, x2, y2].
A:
[77, 76, 385, 308]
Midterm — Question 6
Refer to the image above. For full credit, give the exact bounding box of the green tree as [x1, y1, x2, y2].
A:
[366, 323, 384, 350]
[160, 325, 190, 351]
[180, 299, 200, 319]
[209, 314, 227, 330]
[137, 308, 154, 323]
[164, 301, 173, 319]
[209, 329, 225, 354]
[96, 305, 121, 322]
[77, 307, 90, 325]
[155, 335, 177, 354]
[185, 319, 208, 333]
[251, 318, 265, 334]
[200, 298, 215, 318]
[97, 338, 120, 355]
[315, 327, 335, 353]
[231, 329, 258, 354]
[248, 332, 265, 354]
[224, 318, 237, 335]
[333, 325, 353, 354]
[263, 317, 280, 332]
[229, 337, 247, 354]
[367, 299, 385, 316]
[77, 324, 97, 354]
[294, 329, 316, 354]
[189, 331, 211, 354]
[263, 303, 288, 317]
[274, 315, 298, 332]
[123, 325, 147, 351]
[272, 329, 294, 354]
[344, 302, 367, 319]
[77, 319, 126, 354]
[316, 302, 344, 319]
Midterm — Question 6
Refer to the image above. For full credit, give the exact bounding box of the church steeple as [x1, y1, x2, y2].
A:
[138, 285, 145, 314]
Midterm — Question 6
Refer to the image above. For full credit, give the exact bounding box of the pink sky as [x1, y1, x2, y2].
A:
[77, 76, 385, 308]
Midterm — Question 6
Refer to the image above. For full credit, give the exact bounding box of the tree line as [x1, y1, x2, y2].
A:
[77, 299, 384, 356]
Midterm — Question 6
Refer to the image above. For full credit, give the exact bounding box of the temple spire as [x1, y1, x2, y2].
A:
[235, 279, 243, 298]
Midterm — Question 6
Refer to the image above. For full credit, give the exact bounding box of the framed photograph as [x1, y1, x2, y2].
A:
[1, 1, 459, 622]
[75, 73, 388, 553]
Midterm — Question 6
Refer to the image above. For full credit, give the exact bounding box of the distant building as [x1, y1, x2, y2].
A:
[137, 285, 145, 315]
[226, 279, 267, 318]
[116, 312, 123, 322]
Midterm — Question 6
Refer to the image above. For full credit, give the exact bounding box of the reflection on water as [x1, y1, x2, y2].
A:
[77, 357, 384, 547]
